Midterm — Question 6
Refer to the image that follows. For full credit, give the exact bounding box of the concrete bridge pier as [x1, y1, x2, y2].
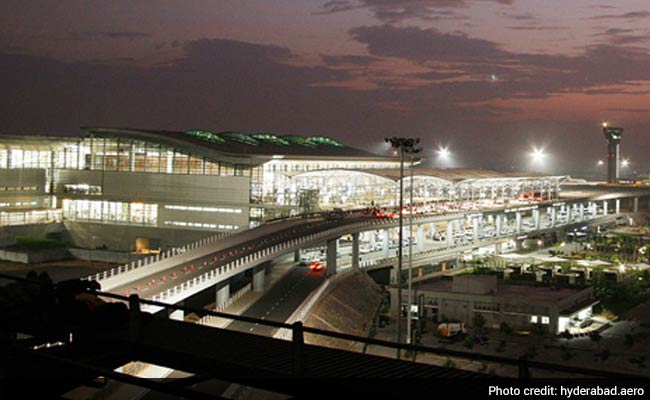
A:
[532, 209, 540, 230]
[216, 281, 230, 310]
[382, 229, 389, 258]
[416, 225, 424, 252]
[294, 249, 301, 262]
[327, 237, 339, 275]
[515, 211, 522, 234]
[495, 242, 503, 254]
[472, 216, 479, 241]
[429, 223, 436, 240]
[615, 199, 621, 214]
[253, 263, 267, 292]
[633, 197, 639, 213]
[352, 232, 360, 269]
[550, 206, 557, 228]
[603, 200, 608, 216]
[578, 203, 585, 221]
[446, 221, 454, 246]
[495, 214, 502, 237]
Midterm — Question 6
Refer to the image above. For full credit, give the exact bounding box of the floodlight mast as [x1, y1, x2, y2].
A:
[384, 136, 421, 358]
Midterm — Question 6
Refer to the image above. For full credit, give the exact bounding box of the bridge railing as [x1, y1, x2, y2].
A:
[85, 231, 232, 284]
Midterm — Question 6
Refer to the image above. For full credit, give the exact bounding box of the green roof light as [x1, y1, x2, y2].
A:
[252, 133, 290, 146]
[184, 130, 226, 144]
[220, 132, 260, 146]
[307, 136, 344, 147]
[283, 135, 317, 148]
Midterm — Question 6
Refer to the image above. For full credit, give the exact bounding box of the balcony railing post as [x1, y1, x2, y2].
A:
[518, 355, 530, 379]
[129, 294, 142, 343]
[292, 321, 305, 377]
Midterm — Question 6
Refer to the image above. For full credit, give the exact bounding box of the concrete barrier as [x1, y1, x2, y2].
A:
[0, 248, 69, 264]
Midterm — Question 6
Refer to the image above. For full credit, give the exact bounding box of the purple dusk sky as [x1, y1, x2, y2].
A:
[1, 0, 650, 176]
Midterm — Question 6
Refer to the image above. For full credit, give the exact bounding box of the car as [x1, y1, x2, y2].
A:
[309, 261, 324, 271]
[360, 245, 373, 254]
[299, 256, 311, 266]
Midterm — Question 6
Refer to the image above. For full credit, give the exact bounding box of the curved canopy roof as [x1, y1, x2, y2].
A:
[81, 127, 391, 160]
[349, 168, 566, 184]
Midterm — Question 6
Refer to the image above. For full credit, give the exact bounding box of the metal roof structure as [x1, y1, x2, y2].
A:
[304, 167, 567, 184]
[82, 127, 389, 159]
[1, 127, 393, 160]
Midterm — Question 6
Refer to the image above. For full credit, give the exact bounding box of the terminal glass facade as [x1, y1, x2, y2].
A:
[62, 199, 158, 226]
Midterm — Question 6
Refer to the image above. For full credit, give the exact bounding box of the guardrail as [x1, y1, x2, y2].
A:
[2, 272, 646, 380]
[106, 289, 647, 380]
[86, 232, 231, 284]
[0, 209, 62, 226]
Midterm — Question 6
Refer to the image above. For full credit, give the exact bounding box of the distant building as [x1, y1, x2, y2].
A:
[413, 275, 596, 334]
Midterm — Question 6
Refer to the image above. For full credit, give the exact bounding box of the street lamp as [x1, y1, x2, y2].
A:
[407, 157, 422, 347]
[385, 136, 421, 358]
[530, 147, 546, 164]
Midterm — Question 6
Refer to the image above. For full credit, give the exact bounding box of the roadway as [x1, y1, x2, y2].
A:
[227, 265, 326, 336]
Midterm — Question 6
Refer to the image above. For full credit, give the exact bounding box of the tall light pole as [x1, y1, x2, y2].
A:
[407, 156, 422, 345]
[385, 137, 421, 358]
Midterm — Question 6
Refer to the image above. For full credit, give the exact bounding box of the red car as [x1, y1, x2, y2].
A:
[309, 261, 324, 272]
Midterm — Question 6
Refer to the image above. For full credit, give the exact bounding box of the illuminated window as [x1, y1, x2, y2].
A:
[61, 199, 157, 226]
[541, 316, 550, 324]
[164, 221, 239, 230]
[63, 184, 102, 195]
[530, 316, 538, 324]
[164, 205, 242, 213]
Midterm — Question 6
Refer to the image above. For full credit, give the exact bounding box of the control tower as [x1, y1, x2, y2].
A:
[603, 123, 623, 183]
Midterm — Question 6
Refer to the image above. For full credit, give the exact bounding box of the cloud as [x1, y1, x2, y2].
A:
[322, 54, 379, 66]
[506, 26, 569, 31]
[103, 32, 150, 40]
[349, 24, 650, 102]
[0, 38, 354, 135]
[65, 31, 151, 41]
[318, 0, 513, 22]
[592, 10, 650, 20]
[593, 28, 650, 46]
[350, 25, 510, 62]
[500, 12, 536, 20]
[607, 108, 650, 113]
[1, 34, 648, 174]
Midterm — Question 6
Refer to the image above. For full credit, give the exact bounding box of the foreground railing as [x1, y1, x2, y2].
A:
[2, 272, 647, 382]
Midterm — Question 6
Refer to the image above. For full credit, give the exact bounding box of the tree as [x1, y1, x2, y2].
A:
[472, 313, 486, 330]
[560, 330, 572, 342]
[589, 331, 602, 344]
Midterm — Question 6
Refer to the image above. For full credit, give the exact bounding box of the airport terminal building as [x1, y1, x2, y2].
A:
[0, 127, 565, 250]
